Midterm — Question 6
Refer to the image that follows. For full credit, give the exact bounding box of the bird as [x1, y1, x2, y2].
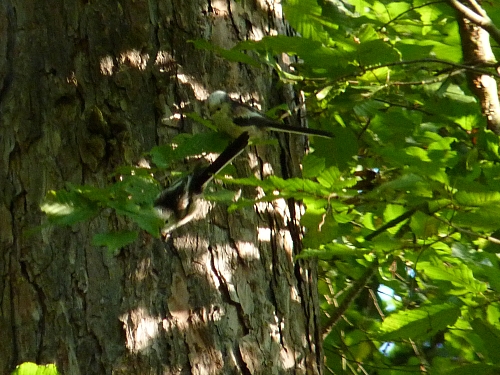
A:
[154, 131, 250, 235]
[207, 90, 334, 140]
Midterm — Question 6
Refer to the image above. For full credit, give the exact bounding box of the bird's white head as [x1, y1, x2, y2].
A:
[207, 90, 230, 114]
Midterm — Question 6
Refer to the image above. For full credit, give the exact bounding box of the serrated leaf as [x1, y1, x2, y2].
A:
[316, 127, 358, 170]
[282, 0, 331, 43]
[333, 211, 356, 224]
[383, 204, 406, 222]
[317, 167, 357, 191]
[419, 259, 487, 294]
[114, 175, 159, 205]
[454, 190, 500, 207]
[41, 190, 99, 225]
[453, 207, 500, 231]
[316, 166, 342, 188]
[379, 304, 460, 341]
[225, 175, 331, 199]
[410, 211, 440, 238]
[358, 39, 400, 67]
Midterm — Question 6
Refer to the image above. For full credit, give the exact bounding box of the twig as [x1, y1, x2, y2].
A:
[433, 213, 500, 245]
[448, 0, 500, 48]
[380, 1, 447, 30]
[364, 207, 419, 241]
[321, 259, 379, 337]
[371, 58, 499, 78]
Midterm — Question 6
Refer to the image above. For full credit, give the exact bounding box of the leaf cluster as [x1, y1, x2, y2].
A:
[193, 0, 500, 373]
[41, 132, 238, 252]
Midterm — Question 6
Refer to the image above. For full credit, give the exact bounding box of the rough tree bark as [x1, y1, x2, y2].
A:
[452, 0, 500, 134]
[0, 0, 321, 374]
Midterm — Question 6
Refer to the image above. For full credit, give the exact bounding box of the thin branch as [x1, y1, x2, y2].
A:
[433, 214, 500, 245]
[369, 288, 385, 319]
[321, 259, 379, 337]
[449, 0, 486, 25]
[373, 98, 434, 115]
[364, 207, 419, 241]
[331, 57, 500, 91]
[409, 339, 430, 373]
[380, 0, 447, 30]
[371, 58, 499, 78]
[448, 0, 500, 48]
[466, 0, 487, 17]
[378, 72, 459, 86]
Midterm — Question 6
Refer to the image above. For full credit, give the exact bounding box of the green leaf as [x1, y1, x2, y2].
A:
[419, 259, 488, 294]
[185, 111, 217, 131]
[112, 205, 164, 236]
[204, 189, 240, 203]
[41, 190, 99, 226]
[317, 126, 358, 169]
[379, 304, 460, 341]
[302, 154, 325, 178]
[11, 362, 59, 375]
[92, 231, 139, 253]
[376, 174, 426, 194]
[454, 190, 500, 207]
[470, 319, 500, 363]
[358, 38, 400, 67]
[453, 206, 500, 231]
[410, 211, 439, 238]
[282, 0, 332, 43]
[317, 166, 342, 188]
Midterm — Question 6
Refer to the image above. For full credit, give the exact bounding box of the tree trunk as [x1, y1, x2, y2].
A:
[0, 1, 322, 374]
[455, 4, 500, 134]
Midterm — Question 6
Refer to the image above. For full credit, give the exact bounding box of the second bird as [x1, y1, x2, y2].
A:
[207, 90, 334, 140]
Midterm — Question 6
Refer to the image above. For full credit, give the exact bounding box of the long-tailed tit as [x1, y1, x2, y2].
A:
[154, 132, 249, 235]
[207, 90, 334, 140]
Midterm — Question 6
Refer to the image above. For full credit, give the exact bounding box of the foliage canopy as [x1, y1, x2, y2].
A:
[259, 0, 500, 373]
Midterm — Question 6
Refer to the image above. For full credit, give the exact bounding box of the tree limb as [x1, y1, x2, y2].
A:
[448, 0, 500, 48]
[321, 259, 379, 337]
[452, 0, 500, 134]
